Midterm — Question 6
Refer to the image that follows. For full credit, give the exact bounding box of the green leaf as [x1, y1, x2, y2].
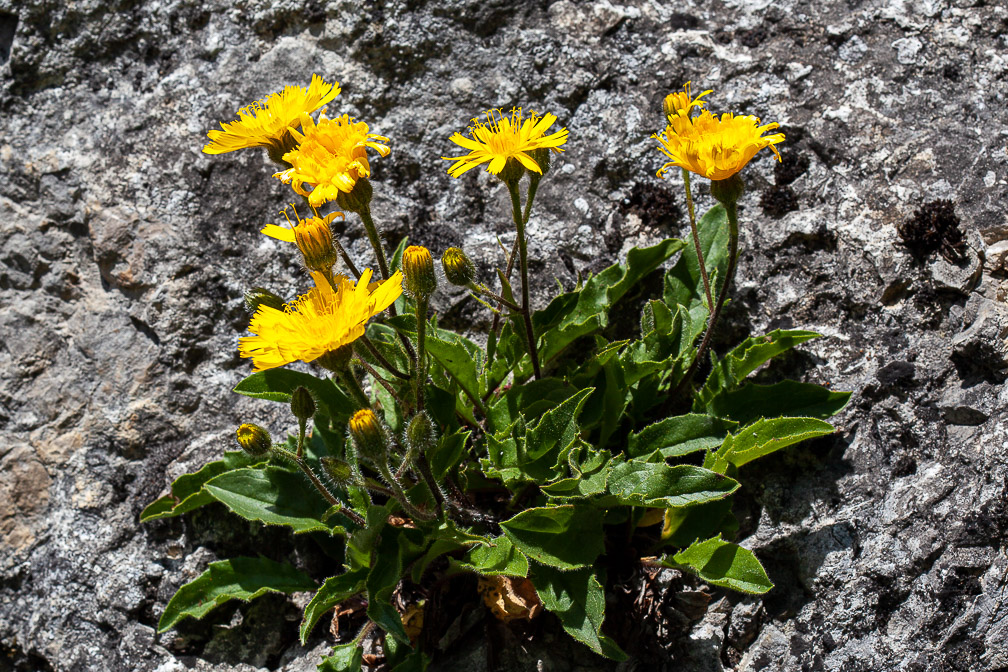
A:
[660, 498, 737, 548]
[695, 330, 821, 408]
[457, 535, 530, 577]
[538, 238, 684, 365]
[389, 651, 429, 672]
[706, 381, 851, 425]
[300, 568, 367, 644]
[425, 330, 484, 414]
[204, 467, 339, 534]
[540, 443, 611, 500]
[626, 414, 736, 460]
[706, 416, 835, 473]
[666, 535, 773, 594]
[317, 643, 363, 672]
[500, 505, 604, 570]
[366, 526, 427, 643]
[604, 460, 738, 508]
[531, 565, 628, 661]
[233, 368, 355, 424]
[428, 430, 469, 480]
[140, 451, 258, 522]
[524, 387, 593, 463]
[158, 557, 316, 632]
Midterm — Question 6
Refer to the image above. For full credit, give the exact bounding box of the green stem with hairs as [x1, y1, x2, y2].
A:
[272, 446, 366, 527]
[683, 169, 714, 311]
[672, 200, 740, 399]
[506, 180, 542, 380]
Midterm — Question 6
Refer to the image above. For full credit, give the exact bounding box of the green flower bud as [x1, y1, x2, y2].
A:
[321, 456, 355, 486]
[441, 247, 476, 287]
[405, 413, 437, 456]
[348, 409, 387, 464]
[335, 177, 373, 214]
[291, 386, 316, 422]
[402, 245, 437, 301]
[244, 287, 286, 314]
[530, 147, 552, 178]
[235, 423, 271, 457]
[710, 174, 745, 207]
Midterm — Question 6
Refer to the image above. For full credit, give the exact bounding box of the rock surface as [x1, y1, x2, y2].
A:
[2, 0, 1007, 670]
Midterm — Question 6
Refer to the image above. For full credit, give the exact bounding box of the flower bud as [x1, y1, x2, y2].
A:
[530, 147, 552, 178]
[290, 386, 316, 422]
[244, 287, 286, 314]
[315, 344, 354, 373]
[235, 423, 272, 457]
[405, 412, 437, 456]
[321, 456, 355, 486]
[335, 177, 373, 214]
[402, 245, 437, 301]
[441, 247, 476, 287]
[348, 409, 386, 463]
[294, 215, 339, 274]
[710, 174, 745, 207]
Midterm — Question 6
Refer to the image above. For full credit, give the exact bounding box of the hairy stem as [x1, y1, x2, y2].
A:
[672, 200, 740, 399]
[273, 447, 366, 527]
[507, 180, 542, 380]
[683, 169, 714, 311]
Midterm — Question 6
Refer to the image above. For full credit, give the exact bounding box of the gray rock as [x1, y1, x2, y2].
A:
[2, 0, 1008, 670]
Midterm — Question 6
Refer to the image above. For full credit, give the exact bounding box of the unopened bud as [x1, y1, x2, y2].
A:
[235, 423, 272, 457]
[244, 287, 286, 314]
[291, 386, 316, 421]
[315, 344, 354, 373]
[402, 245, 437, 301]
[294, 215, 339, 274]
[348, 409, 386, 463]
[321, 456, 355, 485]
[405, 413, 437, 455]
[335, 177, 373, 214]
[530, 147, 552, 178]
[710, 174, 745, 207]
[441, 247, 476, 287]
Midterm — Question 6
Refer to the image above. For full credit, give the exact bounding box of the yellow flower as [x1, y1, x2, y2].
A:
[662, 81, 712, 121]
[655, 109, 785, 182]
[239, 268, 403, 371]
[261, 209, 344, 273]
[202, 74, 340, 155]
[274, 112, 391, 208]
[444, 108, 569, 178]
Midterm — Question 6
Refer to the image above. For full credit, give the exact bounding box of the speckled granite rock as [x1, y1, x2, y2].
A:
[1, 0, 1007, 670]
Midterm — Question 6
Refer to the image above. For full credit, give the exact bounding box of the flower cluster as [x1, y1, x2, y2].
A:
[654, 82, 785, 183]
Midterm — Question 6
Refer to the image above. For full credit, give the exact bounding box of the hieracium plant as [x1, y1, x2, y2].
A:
[144, 76, 848, 669]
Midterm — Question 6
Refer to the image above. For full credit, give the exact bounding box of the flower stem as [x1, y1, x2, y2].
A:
[672, 200, 740, 399]
[488, 178, 540, 346]
[353, 354, 409, 411]
[683, 169, 714, 311]
[507, 180, 542, 380]
[338, 368, 371, 410]
[359, 335, 410, 380]
[414, 297, 428, 414]
[358, 203, 391, 281]
[273, 446, 366, 527]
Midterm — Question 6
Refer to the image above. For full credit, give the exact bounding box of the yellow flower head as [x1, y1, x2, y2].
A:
[444, 108, 569, 178]
[655, 109, 785, 182]
[261, 208, 344, 273]
[274, 112, 391, 208]
[401, 245, 437, 300]
[238, 268, 403, 372]
[202, 74, 341, 155]
[662, 81, 712, 121]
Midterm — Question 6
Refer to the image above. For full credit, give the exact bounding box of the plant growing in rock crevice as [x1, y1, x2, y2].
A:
[142, 76, 848, 670]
